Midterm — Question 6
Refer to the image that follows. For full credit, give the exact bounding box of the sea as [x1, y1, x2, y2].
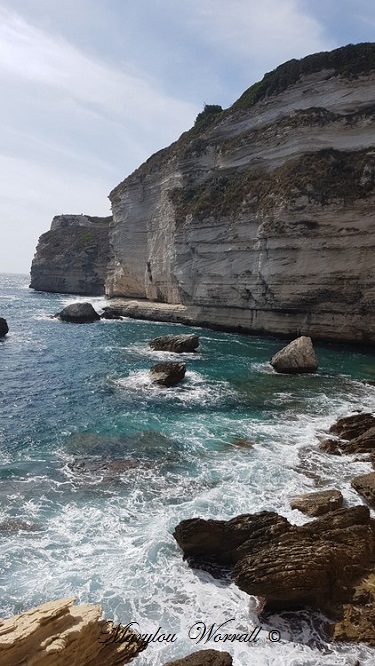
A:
[1, 272, 375, 666]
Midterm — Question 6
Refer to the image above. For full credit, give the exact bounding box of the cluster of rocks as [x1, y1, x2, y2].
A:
[173, 505, 375, 644]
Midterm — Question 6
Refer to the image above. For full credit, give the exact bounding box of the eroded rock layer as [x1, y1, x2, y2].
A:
[30, 215, 111, 295]
[107, 44, 375, 343]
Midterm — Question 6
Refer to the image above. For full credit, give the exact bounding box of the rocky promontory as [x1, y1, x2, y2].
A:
[30, 214, 112, 295]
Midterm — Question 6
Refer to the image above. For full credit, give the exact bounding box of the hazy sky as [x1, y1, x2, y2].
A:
[1, 1, 374, 274]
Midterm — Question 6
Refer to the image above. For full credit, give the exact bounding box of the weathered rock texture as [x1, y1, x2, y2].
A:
[320, 412, 375, 454]
[174, 506, 375, 644]
[290, 489, 343, 516]
[270, 336, 318, 373]
[0, 597, 146, 665]
[351, 472, 375, 508]
[30, 215, 111, 295]
[106, 44, 375, 343]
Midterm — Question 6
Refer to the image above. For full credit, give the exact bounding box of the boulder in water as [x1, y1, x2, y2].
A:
[150, 334, 199, 353]
[56, 302, 100, 323]
[270, 336, 318, 373]
[0, 317, 9, 337]
[150, 362, 186, 387]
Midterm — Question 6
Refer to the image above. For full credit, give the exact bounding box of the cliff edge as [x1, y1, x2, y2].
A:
[30, 214, 111, 295]
[107, 43, 375, 343]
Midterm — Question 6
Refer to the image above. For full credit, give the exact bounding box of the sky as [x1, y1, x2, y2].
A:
[0, 1, 374, 274]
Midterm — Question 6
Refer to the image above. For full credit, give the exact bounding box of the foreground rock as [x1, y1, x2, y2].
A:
[150, 362, 186, 387]
[150, 334, 199, 353]
[0, 597, 145, 665]
[57, 302, 100, 323]
[290, 489, 343, 517]
[164, 650, 232, 666]
[0, 318, 8, 337]
[320, 413, 375, 454]
[270, 336, 318, 374]
[351, 472, 375, 508]
[174, 506, 375, 640]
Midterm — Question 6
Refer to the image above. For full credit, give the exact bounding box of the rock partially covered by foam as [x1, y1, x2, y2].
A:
[150, 362, 186, 387]
[0, 597, 146, 665]
[270, 336, 318, 374]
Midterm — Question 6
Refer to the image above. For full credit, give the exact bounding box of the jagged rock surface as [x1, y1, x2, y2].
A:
[150, 334, 199, 353]
[270, 336, 318, 373]
[320, 413, 375, 454]
[30, 215, 111, 295]
[0, 597, 146, 666]
[351, 472, 375, 508]
[106, 44, 375, 344]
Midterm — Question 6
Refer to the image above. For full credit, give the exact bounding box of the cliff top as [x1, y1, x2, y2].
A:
[109, 42, 375, 200]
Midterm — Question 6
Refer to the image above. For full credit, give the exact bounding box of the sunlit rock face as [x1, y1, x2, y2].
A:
[30, 214, 111, 295]
[107, 44, 375, 343]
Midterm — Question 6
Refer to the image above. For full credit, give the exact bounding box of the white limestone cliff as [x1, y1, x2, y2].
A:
[106, 44, 375, 343]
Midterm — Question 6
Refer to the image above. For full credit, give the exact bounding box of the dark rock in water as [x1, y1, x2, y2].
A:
[329, 412, 375, 440]
[0, 519, 39, 533]
[164, 649, 232, 666]
[174, 506, 375, 617]
[57, 302, 100, 323]
[363, 379, 375, 387]
[290, 489, 343, 517]
[0, 317, 9, 337]
[150, 334, 199, 353]
[101, 307, 125, 320]
[173, 512, 290, 567]
[270, 336, 318, 374]
[150, 362, 186, 387]
[351, 472, 375, 508]
[229, 437, 254, 449]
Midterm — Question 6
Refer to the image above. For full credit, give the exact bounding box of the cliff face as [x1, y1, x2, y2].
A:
[30, 215, 112, 295]
[107, 44, 375, 343]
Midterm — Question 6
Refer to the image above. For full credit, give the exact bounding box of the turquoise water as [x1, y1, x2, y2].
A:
[1, 273, 375, 665]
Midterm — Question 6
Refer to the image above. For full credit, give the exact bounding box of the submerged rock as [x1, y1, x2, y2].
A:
[0, 317, 8, 337]
[290, 489, 343, 517]
[56, 302, 100, 323]
[0, 597, 146, 665]
[0, 519, 39, 534]
[270, 336, 318, 374]
[150, 362, 186, 387]
[164, 650, 232, 665]
[150, 334, 199, 353]
[351, 472, 375, 508]
[68, 457, 142, 478]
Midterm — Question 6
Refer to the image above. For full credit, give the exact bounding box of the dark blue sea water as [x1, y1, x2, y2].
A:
[1, 273, 375, 665]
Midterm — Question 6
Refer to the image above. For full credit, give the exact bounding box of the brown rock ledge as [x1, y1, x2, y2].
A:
[0, 597, 146, 666]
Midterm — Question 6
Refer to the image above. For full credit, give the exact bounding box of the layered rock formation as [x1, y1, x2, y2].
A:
[106, 43, 375, 343]
[0, 597, 146, 665]
[30, 215, 111, 295]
